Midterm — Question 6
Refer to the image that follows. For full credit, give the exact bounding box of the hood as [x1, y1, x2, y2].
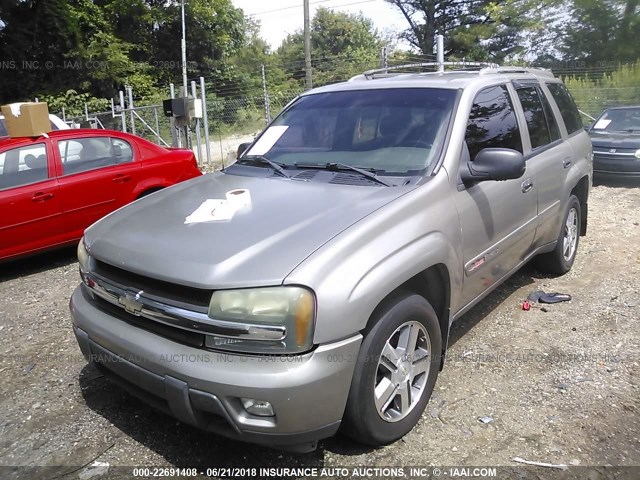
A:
[589, 130, 640, 149]
[85, 172, 411, 289]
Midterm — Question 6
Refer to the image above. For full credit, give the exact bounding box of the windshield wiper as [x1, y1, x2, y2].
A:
[238, 155, 290, 178]
[295, 162, 392, 187]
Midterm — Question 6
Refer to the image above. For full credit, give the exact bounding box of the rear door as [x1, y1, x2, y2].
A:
[512, 81, 573, 245]
[54, 135, 141, 239]
[0, 140, 63, 259]
[455, 84, 538, 306]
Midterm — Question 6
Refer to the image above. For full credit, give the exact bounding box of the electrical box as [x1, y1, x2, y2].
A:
[162, 98, 190, 118]
[191, 99, 203, 119]
[162, 99, 174, 117]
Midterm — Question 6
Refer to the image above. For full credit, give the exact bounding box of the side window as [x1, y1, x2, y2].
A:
[516, 86, 551, 149]
[112, 138, 133, 163]
[0, 121, 7, 137]
[539, 89, 561, 142]
[547, 83, 583, 134]
[0, 144, 49, 190]
[466, 85, 523, 160]
[59, 137, 115, 175]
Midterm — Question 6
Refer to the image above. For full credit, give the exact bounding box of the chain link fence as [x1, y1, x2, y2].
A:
[563, 86, 640, 121]
[63, 88, 303, 169]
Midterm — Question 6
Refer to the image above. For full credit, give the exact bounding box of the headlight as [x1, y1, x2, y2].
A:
[635, 149, 640, 159]
[77, 239, 89, 274]
[206, 286, 315, 354]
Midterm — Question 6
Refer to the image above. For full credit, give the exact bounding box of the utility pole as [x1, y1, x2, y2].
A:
[436, 34, 444, 73]
[181, 0, 188, 93]
[380, 46, 388, 70]
[303, 0, 312, 89]
[261, 64, 271, 126]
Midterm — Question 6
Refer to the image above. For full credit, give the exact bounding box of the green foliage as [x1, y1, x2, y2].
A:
[37, 89, 109, 116]
[557, 0, 640, 64]
[563, 61, 640, 117]
[386, 0, 558, 62]
[275, 7, 383, 86]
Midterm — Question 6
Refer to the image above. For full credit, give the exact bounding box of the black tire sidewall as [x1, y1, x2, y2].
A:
[343, 293, 442, 446]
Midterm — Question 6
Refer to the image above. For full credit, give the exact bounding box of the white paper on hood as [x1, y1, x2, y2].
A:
[184, 189, 252, 224]
[245, 125, 289, 156]
[593, 119, 611, 129]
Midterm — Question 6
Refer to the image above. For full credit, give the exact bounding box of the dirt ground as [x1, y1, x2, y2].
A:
[0, 184, 639, 479]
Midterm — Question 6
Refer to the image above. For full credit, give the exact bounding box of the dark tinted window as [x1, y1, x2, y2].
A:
[539, 89, 561, 141]
[547, 83, 583, 134]
[0, 120, 7, 137]
[516, 86, 551, 149]
[466, 85, 522, 160]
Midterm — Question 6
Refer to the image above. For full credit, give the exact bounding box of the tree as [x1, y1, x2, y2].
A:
[559, 0, 640, 64]
[385, 0, 557, 62]
[276, 7, 383, 86]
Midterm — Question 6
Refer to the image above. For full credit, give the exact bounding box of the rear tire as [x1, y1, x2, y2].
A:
[342, 292, 441, 446]
[535, 195, 581, 275]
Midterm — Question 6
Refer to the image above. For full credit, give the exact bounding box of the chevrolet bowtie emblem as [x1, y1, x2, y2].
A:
[119, 290, 144, 315]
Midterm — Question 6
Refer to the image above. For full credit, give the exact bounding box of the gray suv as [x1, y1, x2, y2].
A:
[70, 65, 592, 452]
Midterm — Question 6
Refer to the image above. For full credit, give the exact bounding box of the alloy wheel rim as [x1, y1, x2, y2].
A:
[563, 207, 579, 262]
[374, 321, 431, 422]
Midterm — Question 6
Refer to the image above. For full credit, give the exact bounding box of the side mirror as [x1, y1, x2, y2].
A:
[461, 148, 525, 183]
[237, 142, 251, 159]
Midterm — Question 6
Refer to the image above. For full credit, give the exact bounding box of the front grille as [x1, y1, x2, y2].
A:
[93, 293, 205, 348]
[93, 259, 212, 308]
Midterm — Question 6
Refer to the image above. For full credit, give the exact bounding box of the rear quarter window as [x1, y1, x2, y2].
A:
[547, 83, 583, 134]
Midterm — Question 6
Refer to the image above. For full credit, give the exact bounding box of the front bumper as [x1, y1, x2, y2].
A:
[70, 286, 361, 450]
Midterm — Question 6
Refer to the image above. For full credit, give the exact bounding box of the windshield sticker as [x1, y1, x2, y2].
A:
[246, 125, 289, 156]
[185, 189, 252, 224]
[593, 119, 612, 129]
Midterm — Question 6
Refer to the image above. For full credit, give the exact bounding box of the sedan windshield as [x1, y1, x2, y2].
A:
[246, 88, 457, 175]
[592, 107, 640, 132]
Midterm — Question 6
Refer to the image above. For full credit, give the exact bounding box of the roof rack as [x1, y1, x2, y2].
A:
[349, 61, 500, 81]
[479, 66, 555, 78]
[349, 62, 555, 81]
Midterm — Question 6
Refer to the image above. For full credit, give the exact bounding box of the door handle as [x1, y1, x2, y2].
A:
[563, 158, 572, 169]
[521, 179, 534, 193]
[31, 192, 54, 202]
[112, 174, 131, 184]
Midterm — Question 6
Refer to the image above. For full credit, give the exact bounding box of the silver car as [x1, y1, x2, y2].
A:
[70, 65, 592, 452]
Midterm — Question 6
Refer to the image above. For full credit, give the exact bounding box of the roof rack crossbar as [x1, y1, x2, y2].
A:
[350, 61, 500, 81]
[479, 66, 556, 78]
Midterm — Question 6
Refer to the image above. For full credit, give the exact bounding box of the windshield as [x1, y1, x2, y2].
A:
[245, 88, 457, 175]
[592, 107, 640, 132]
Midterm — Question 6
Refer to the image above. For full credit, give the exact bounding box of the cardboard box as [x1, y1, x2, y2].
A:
[1, 102, 51, 137]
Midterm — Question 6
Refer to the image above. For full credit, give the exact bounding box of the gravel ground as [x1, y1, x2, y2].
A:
[0, 184, 638, 479]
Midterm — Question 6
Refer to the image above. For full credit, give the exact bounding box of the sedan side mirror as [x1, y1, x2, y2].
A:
[237, 142, 251, 159]
[460, 148, 525, 183]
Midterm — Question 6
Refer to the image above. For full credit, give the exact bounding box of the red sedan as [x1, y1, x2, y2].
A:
[0, 129, 202, 261]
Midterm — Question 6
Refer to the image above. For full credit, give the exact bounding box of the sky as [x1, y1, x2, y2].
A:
[231, 0, 409, 50]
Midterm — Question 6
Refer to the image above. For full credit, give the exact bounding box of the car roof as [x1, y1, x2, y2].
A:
[0, 129, 146, 148]
[303, 66, 560, 95]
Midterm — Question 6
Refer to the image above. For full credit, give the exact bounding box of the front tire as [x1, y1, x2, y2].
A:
[535, 195, 581, 275]
[342, 292, 442, 446]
